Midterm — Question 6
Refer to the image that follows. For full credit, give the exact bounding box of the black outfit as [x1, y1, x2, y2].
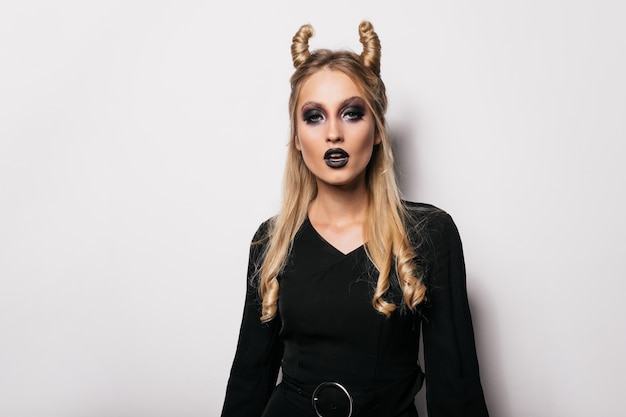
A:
[222, 202, 489, 417]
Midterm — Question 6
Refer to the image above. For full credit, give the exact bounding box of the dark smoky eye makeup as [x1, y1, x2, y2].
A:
[302, 108, 325, 124]
[341, 104, 366, 121]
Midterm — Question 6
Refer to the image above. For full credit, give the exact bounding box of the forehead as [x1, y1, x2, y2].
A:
[297, 69, 363, 106]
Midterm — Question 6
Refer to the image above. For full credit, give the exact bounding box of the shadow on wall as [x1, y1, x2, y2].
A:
[389, 119, 420, 199]
[467, 275, 508, 417]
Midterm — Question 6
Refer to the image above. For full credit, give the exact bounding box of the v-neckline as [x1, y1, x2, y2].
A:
[305, 217, 365, 256]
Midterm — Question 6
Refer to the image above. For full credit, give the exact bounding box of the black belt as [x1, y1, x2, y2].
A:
[281, 365, 424, 417]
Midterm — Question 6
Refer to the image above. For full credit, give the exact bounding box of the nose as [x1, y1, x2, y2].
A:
[326, 118, 343, 144]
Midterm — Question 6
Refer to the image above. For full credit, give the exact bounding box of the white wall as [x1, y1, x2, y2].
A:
[1, 1, 624, 416]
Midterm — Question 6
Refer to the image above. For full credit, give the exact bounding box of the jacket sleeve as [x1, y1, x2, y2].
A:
[421, 212, 489, 417]
[221, 222, 283, 417]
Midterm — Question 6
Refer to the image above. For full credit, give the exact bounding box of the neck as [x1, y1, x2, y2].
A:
[309, 179, 369, 225]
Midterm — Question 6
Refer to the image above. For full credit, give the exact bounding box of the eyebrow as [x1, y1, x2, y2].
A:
[300, 96, 365, 111]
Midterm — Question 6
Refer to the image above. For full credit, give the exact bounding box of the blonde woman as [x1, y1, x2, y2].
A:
[221, 21, 489, 417]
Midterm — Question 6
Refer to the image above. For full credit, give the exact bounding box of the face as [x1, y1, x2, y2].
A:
[295, 69, 380, 190]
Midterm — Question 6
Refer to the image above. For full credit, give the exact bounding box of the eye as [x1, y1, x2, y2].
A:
[342, 106, 365, 121]
[303, 109, 324, 124]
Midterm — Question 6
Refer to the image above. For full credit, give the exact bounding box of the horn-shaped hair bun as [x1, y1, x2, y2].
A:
[358, 20, 381, 76]
[290, 21, 382, 75]
[291, 24, 314, 68]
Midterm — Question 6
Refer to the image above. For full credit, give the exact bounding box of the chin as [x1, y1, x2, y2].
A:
[318, 175, 364, 188]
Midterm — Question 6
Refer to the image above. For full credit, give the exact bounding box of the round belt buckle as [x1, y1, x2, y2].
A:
[311, 381, 353, 417]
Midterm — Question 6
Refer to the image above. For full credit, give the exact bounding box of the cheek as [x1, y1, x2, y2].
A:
[354, 130, 377, 165]
[294, 121, 311, 152]
[295, 126, 318, 155]
[358, 127, 377, 153]
[294, 136, 317, 168]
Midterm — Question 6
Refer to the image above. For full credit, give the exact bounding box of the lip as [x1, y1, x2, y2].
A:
[324, 148, 349, 168]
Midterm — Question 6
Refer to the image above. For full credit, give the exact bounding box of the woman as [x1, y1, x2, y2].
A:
[221, 21, 489, 417]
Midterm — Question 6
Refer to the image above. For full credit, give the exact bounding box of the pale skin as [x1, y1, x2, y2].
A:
[295, 69, 381, 254]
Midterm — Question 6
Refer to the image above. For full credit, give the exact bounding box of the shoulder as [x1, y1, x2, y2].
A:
[402, 201, 457, 235]
[402, 201, 462, 260]
[246, 217, 275, 266]
[251, 217, 274, 243]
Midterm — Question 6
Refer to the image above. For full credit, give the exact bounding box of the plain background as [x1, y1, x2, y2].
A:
[1, 1, 625, 416]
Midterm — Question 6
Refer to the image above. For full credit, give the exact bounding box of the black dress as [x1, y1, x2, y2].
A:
[221, 202, 489, 417]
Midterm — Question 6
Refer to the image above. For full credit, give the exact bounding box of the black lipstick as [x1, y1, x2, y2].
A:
[324, 148, 349, 168]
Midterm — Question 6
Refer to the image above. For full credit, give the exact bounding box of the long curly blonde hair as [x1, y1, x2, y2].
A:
[258, 21, 426, 322]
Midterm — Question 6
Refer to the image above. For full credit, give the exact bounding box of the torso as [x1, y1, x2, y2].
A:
[278, 217, 421, 389]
